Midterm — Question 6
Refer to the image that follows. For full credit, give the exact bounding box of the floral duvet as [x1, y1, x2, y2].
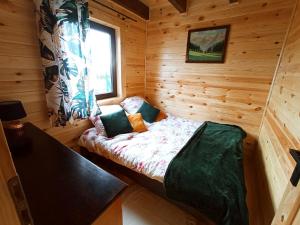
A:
[78, 114, 203, 182]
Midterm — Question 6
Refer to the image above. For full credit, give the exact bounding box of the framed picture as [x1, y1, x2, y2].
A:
[186, 25, 230, 63]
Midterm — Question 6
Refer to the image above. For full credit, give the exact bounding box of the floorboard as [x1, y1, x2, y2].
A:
[122, 184, 204, 225]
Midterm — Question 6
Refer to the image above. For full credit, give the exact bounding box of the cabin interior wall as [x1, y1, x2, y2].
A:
[0, 0, 299, 224]
[144, 0, 296, 151]
[257, 0, 300, 223]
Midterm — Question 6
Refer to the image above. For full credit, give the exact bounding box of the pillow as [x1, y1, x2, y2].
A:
[89, 105, 123, 136]
[100, 110, 133, 138]
[127, 113, 148, 133]
[90, 115, 107, 136]
[100, 104, 123, 115]
[155, 111, 168, 122]
[120, 96, 145, 114]
[137, 101, 160, 123]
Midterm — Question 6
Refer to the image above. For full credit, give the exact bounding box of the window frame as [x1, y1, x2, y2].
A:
[89, 20, 118, 100]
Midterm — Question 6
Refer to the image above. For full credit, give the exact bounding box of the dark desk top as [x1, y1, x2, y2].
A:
[8, 123, 127, 225]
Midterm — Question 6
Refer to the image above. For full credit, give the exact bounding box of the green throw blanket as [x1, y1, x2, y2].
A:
[164, 121, 248, 225]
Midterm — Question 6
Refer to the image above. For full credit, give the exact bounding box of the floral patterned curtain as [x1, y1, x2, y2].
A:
[34, 0, 97, 126]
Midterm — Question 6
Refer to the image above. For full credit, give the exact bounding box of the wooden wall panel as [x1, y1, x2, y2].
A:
[0, 0, 146, 147]
[257, 0, 300, 223]
[144, 0, 295, 150]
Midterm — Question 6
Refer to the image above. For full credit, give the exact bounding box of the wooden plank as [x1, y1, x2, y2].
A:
[92, 197, 122, 225]
[271, 183, 300, 225]
[168, 0, 187, 13]
[0, 121, 22, 225]
[292, 209, 300, 225]
[109, 0, 149, 20]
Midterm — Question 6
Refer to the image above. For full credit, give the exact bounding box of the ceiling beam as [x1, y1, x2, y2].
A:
[111, 0, 149, 20]
[168, 0, 187, 13]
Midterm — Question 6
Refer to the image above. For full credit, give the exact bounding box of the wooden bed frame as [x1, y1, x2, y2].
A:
[80, 147, 214, 225]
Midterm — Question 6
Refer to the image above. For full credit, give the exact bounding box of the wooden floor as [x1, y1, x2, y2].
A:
[89, 150, 263, 225]
[122, 184, 203, 225]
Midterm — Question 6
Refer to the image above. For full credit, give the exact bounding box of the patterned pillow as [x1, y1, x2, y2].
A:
[89, 115, 107, 136]
[120, 96, 145, 114]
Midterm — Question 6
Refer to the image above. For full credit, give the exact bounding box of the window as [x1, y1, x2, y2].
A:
[88, 21, 117, 100]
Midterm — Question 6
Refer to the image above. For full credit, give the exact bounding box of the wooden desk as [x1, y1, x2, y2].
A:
[7, 123, 127, 225]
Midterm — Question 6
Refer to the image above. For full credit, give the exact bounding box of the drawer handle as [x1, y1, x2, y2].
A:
[8, 176, 34, 225]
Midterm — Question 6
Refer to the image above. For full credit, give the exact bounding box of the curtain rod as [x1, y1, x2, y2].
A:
[92, 0, 138, 22]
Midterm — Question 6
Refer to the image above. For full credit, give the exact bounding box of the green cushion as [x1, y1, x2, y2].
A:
[137, 101, 160, 123]
[100, 110, 133, 138]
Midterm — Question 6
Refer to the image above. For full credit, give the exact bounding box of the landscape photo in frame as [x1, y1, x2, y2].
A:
[186, 25, 230, 63]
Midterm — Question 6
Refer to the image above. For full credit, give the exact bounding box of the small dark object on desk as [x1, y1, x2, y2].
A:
[4, 128, 32, 155]
[0, 100, 27, 121]
[0, 100, 29, 152]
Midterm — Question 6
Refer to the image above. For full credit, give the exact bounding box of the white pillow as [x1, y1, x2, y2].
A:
[100, 105, 123, 115]
[120, 96, 145, 114]
[89, 105, 123, 136]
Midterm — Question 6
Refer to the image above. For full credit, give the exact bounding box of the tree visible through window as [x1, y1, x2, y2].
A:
[87, 21, 117, 100]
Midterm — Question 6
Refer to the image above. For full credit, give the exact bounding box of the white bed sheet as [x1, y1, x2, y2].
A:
[78, 114, 203, 182]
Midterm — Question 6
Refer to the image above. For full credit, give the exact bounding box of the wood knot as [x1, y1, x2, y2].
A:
[198, 16, 205, 21]
[280, 86, 283, 94]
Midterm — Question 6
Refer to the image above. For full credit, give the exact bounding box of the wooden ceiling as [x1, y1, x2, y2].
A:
[143, 0, 187, 12]
[110, 0, 187, 20]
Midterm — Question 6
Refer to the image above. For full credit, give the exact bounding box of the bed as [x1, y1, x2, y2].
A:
[79, 113, 203, 182]
[78, 98, 249, 225]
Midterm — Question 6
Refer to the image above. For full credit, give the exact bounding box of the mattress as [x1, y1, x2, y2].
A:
[78, 114, 203, 182]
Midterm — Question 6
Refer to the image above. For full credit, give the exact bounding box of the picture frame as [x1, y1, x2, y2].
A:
[186, 25, 230, 63]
